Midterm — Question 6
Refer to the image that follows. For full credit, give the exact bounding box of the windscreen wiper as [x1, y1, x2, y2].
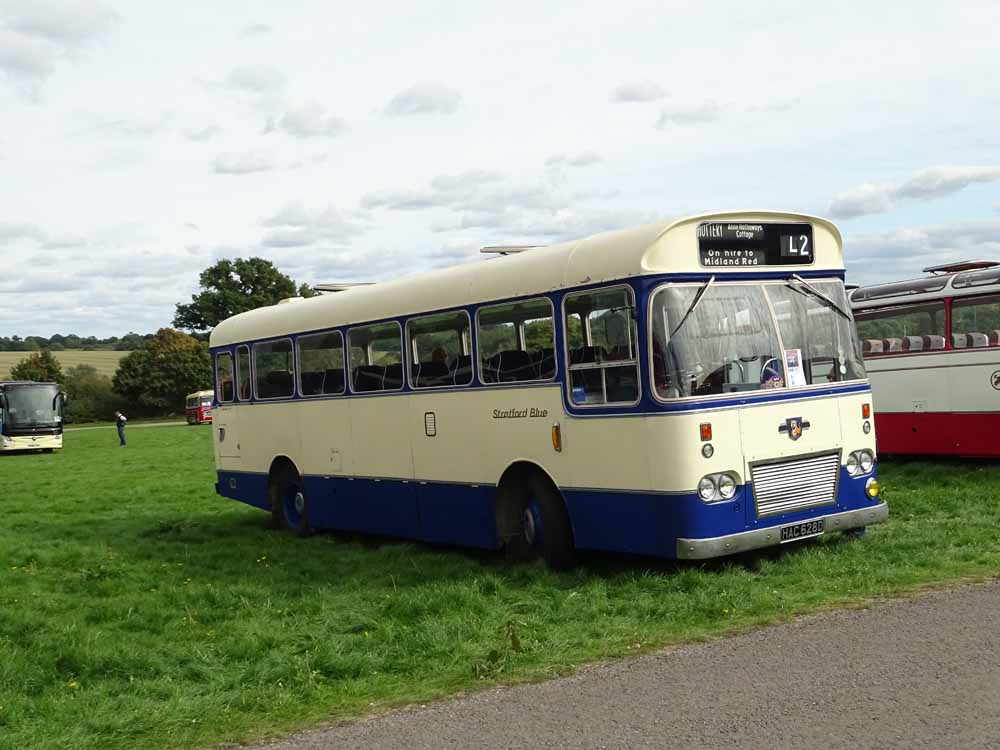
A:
[788, 274, 852, 322]
[669, 275, 715, 339]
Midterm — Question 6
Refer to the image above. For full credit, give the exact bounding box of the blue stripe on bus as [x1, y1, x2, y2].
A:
[215, 465, 877, 559]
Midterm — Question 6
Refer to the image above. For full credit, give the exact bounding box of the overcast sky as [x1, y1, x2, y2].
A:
[2, 0, 999, 338]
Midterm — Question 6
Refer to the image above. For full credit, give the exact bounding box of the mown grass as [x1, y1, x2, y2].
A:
[1, 426, 998, 750]
[0, 350, 129, 379]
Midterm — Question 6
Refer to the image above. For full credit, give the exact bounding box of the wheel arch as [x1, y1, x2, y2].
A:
[494, 460, 572, 547]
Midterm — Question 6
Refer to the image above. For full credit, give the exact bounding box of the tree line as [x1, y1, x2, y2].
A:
[5, 257, 317, 423]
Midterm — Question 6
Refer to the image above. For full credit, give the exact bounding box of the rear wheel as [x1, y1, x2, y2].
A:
[270, 465, 313, 537]
[503, 471, 575, 570]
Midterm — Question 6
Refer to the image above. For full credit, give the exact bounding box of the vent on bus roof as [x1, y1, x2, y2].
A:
[480, 246, 544, 256]
[314, 283, 375, 293]
[922, 260, 1000, 275]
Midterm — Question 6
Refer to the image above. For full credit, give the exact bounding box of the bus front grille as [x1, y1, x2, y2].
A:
[750, 451, 841, 518]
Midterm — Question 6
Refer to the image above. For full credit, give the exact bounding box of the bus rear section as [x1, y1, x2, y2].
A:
[851, 262, 1000, 457]
[185, 390, 214, 425]
[0, 381, 66, 453]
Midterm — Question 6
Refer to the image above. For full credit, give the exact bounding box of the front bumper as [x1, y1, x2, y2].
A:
[2, 433, 63, 451]
[676, 502, 888, 560]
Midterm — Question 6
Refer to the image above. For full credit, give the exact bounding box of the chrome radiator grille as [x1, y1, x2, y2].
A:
[750, 451, 840, 518]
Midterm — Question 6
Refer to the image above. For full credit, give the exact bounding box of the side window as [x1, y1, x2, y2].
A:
[236, 345, 251, 400]
[951, 294, 1000, 348]
[407, 311, 473, 388]
[564, 286, 639, 405]
[854, 302, 946, 356]
[297, 331, 346, 396]
[253, 339, 294, 399]
[477, 298, 556, 384]
[216, 352, 234, 403]
[348, 322, 404, 392]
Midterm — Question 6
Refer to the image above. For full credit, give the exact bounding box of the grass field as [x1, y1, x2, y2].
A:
[0, 350, 130, 380]
[1, 426, 999, 750]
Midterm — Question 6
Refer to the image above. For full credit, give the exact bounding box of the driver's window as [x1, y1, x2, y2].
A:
[564, 286, 640, 405]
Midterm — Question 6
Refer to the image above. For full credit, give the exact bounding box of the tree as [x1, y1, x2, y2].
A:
[64, 364, 119, 423]
[173, 257, 309, 331]
[10, 350, 64, 385]
[112, 328, 212, 414]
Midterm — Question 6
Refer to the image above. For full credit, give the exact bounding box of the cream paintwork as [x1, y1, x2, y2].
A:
[211, 211, 844, 348]
[212, 387, 875, 494]
[863, 349, 1000, 415]
[3, 433, 62, 452]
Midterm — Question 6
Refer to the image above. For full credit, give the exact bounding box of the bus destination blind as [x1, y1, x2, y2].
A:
[697, 222, 814, 267]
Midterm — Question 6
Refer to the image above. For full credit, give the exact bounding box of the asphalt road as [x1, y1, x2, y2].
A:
[250, 581, 1000, 750]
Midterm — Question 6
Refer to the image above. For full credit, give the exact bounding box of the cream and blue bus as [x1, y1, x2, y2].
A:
[209, 211, 886, 567]
[0, 380, 66, 453]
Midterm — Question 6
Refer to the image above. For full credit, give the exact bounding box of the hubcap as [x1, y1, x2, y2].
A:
[293, 491, 306, 514]
[522, 507, 537, 545]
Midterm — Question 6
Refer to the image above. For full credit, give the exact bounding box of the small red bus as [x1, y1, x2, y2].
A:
[185, 390, 214, 425]
[850, 260, 1000, 457]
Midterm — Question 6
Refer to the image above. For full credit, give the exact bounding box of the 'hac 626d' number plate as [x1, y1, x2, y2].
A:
[779, 518, 825, 543]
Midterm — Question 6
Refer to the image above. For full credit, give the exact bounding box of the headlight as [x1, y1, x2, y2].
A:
[859, 450, 874, 474]
[698, 476, 717, 501]
[718, 473, 737, 499]
[865, 477, 879, 498]
[846, 452, 859, 475]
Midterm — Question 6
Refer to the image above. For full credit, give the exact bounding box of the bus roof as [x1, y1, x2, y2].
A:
[850, 262, 1000, 307]
[211, 210, 843, 347]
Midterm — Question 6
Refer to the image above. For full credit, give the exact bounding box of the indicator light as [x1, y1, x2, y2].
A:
[700, 423, 712, 441]
[862, 403, 871, 419]
[551, 422, 562, 452]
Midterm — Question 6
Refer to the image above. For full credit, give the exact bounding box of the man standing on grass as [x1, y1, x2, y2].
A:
[114, 411, 127, 446]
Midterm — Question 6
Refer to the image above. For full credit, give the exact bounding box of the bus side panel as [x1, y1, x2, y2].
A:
[216, 470, 270, 511]
[415, 483, 498, 549]
[874, 411, 1000, 457]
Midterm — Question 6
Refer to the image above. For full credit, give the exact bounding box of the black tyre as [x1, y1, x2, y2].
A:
[505, 471, 575, 570]
[269, 465, 313, 537]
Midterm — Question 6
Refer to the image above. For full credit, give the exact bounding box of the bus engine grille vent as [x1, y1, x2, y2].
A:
[750, 451, 840, 518]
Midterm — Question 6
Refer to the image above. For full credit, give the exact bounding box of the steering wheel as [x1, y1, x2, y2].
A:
[760, 356, 782, 384]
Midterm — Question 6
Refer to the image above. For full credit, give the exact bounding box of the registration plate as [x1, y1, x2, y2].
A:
[779, 518, 824, 542]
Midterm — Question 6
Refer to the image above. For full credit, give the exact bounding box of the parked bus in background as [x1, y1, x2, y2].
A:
[850, 260, 1000, 457]
[209, 211, 886, 568]
[185, 390, 214, 425]
[0, 380, 66, 453]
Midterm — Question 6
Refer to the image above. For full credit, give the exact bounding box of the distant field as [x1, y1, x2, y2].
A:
[0, 349, 129, 379]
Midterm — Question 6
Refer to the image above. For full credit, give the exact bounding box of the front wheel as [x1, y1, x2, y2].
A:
[506, 472, 575, 570]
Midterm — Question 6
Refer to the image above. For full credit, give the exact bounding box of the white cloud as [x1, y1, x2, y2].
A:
[225, 64, 286, 94]
[655, 100, 721, 127]
[845, 219, 1000, 285]
[184, 125, 221, 141]
[610, 82, 666, 103]
[0, 0, 119, 93]
[384, 83, 461, 116]
[276, 103, 346, 138]
[828, 183, 896, 219]
[830, 165, 1000, 218]
[213, 151, 274, 174]
[546, 151, 602, 168]
[239, 23, 271, 37]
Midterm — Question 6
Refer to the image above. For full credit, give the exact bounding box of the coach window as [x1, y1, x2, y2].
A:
[348, 322, 404, 392]
[297, 331, 346, 396]
[951, 295, 1000, 348]
[477, 298, 555, 384]
[216, 352, 234, 402]
[253, 339, 295, 399]
[853, 302, 946, 356]
[236, 345, 252, 400]
[564, 287, 639, 405]
[408, 311, 473, 388]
